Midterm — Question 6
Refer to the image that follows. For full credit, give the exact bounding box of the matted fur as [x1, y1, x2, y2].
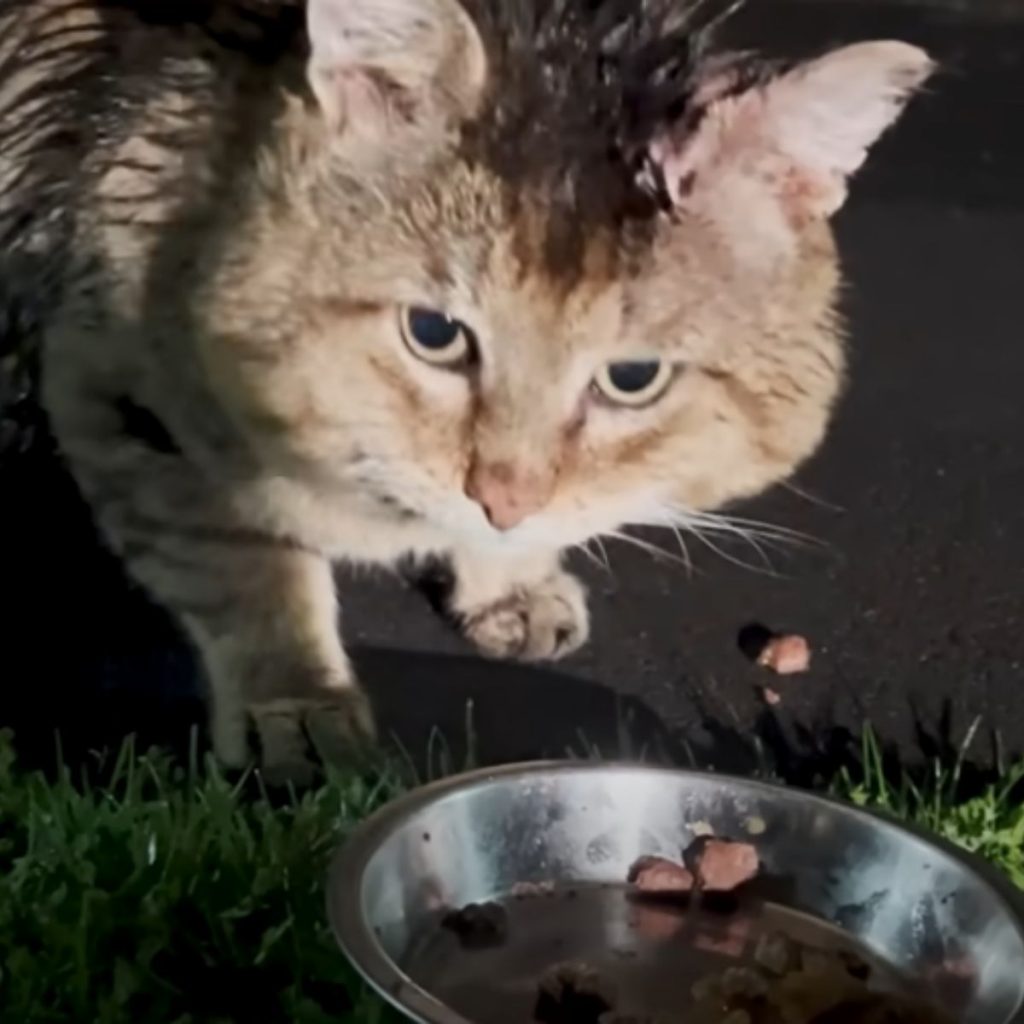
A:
[0, 0, 932, 782]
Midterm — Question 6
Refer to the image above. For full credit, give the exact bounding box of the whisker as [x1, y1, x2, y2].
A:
[647, 502, 829, 575]
[683, 509, 824, 549]
[654, 506, 828, 563]
[686, 525, 783, 577]
[681, 514, 782, 568]
[666, 522, 695, 577]
[581, 542, 603, 572]
[779, 479, 845, 513]
[604, 530, 691, 569]
[574, 542, 608, 573]
[591, 535, 614, 575]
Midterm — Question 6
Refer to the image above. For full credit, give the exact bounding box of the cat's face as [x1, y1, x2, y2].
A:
[202, 0, 932, 553]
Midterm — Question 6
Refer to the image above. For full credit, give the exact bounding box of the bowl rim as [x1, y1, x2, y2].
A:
[326, 760, 1024, 1024]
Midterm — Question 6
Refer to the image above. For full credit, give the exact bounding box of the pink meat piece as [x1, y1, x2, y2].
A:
[686, 838, 760, 892]
[627, 855, 695, 894]
[758, 634, 812, 675]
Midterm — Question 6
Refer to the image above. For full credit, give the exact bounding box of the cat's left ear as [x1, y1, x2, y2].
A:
[306, 0, 486, 150]
[652, 42, 934, 227]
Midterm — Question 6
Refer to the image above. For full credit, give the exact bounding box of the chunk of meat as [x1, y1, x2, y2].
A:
[757, 634, 812, 675]
[627, 855, 695, 894]
[684, 837, 760, 892]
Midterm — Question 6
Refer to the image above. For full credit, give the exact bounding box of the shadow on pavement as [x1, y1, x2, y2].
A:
[0, 435, 1007, 793]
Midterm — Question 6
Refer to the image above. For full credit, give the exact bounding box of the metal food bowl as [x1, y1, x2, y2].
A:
[327, 763, 1024, 1024]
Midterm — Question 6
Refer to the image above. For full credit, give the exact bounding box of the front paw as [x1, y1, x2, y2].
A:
[460, 569, 589, 662]
[215, 680, 376, 788]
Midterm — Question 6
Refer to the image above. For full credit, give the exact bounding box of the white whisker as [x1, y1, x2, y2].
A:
[686, 525, 781, 577]
[627, 501, 833, 577]
[779, 479, 845, 513]
[683, 509, 824, 549]
[574, 543, 608, 573]
[653, 505, 826, 555]
[665, 522, 695, 577]
[604, 530, 691, 569]
[682, 514, 780, 569]
[591, 535, 613, 575]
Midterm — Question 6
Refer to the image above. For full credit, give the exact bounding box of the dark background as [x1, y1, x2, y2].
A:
[2, 0, 1022, 780]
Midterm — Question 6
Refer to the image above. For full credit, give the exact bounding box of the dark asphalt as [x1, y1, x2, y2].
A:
[2, 1, 1022, 780]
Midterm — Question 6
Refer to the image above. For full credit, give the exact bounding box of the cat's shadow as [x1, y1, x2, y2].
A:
[0, 448, 994, 786]
[0, 447, 674, 774]
[1, 636, 681, 775]
[356, 647, 681, 772]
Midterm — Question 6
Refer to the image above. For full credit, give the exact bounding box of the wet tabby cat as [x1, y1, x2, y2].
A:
[0, 0, 932, 782]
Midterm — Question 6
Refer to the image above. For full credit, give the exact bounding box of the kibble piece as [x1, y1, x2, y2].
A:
[754, 930, 800, 976]
[440, 901, 508, 948]
[536, 962, 617, 1024]
[598, 1015, 670, 1024]
[838, 949, 873, 981]
[720, 1012, 753, 1024]
[719, 966, 770, 1000]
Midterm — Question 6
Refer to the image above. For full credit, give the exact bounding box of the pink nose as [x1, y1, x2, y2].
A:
[464, 460, 553, 531]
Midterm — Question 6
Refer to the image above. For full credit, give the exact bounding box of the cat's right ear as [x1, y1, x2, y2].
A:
[306, 0, 487, 151]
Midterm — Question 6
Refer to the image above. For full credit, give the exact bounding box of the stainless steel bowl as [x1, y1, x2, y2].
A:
[328, 763, 1024, 1024]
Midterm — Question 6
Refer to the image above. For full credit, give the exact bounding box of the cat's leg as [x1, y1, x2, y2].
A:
[49, 395, 373, 784]
[176, 547, 374, 784]
[447, 548, 589, 662]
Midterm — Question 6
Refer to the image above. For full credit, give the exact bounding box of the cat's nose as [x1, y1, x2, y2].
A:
[464, 459, 554, 531]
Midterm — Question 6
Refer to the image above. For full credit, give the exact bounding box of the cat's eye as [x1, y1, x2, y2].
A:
[400, 307, 475, 368]
[593, 360, 674, 407]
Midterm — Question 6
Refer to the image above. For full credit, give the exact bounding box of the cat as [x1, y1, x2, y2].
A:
[0, 0, 933, 784]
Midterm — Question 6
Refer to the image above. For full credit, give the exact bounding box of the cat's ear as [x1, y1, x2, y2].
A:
[652, 42, 934, 230]
[306, 0, 486, 146]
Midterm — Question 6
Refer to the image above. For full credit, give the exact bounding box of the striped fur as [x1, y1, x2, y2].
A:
[0, 1, 929, 782]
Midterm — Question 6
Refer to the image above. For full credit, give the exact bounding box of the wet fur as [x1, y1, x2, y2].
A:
[0, 0, 931, 781]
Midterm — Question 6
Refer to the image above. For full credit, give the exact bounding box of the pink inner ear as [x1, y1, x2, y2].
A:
[762, 42, 935, 183]
[650, 41, 934, 220]
[306, 0, 487, 140]
[310, 67, 382, 132]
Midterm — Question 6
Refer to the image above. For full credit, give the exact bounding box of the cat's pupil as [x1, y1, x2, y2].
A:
[608, 361, 661, 393]
[408, 308, 461, 349]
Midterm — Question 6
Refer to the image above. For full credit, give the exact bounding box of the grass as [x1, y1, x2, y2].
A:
[0, 728, 1021, 1023]
[0, 734, 407, 1024]
[836, 726, 1024, 888]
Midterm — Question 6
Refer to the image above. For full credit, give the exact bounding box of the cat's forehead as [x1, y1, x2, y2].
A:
[477, 218, 626, 347]
[359, 161, 630, 330]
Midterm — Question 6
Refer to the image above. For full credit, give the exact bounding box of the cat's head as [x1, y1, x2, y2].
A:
[203, 0, 932, 551]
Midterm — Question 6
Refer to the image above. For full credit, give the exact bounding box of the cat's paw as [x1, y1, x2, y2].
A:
[460, 570, 589, 662]
[215, 682, 376, 788]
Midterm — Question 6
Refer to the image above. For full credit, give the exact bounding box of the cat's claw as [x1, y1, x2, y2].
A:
[220, 685, 376, 787]
[461, 569, 589, 662]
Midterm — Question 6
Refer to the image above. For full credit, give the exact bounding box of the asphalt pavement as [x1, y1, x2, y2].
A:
[1, 0, 1021, 780]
